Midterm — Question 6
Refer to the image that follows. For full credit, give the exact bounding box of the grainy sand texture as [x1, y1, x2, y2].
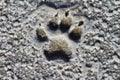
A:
[0, 0, 120, 80]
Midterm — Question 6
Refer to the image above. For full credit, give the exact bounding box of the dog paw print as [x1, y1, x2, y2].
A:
[36, 10, 84, 62]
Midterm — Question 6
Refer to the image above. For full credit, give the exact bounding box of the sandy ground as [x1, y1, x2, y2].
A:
[0, 0, 120, 80]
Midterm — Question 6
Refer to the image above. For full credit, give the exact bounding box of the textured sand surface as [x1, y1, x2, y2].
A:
[0, 0, 120, 80]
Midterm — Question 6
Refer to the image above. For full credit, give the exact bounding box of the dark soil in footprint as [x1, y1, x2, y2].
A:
[36, 28, 48, 42]
[48, 13, 59, 31]
[59, 24, 71, 32]
[44, 50, 71, 62]
[68, 32, 81, 42]
[44, 38, 72, 62]
[60, 10, 72, 32]
[68, 20, 83, 42]
[69, 28, 82, 42]
[48, 22, 59, 31]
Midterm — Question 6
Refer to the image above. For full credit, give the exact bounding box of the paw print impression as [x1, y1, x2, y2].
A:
[36, 24, 48, 41]
[60, 10, 72, 32]
[69, 20, 84, 41]
[36, 10, 84, 62]
[44, 37, 72, 62]
[48, 12, 59, 30]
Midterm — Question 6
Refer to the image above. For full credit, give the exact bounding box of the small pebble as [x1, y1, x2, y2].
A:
[85, 63, 92, 68]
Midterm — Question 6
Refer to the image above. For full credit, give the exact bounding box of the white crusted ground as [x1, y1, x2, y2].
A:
[0, 0, 120, 80]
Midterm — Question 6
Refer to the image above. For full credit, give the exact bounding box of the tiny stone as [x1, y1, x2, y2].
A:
[78, 20, 84, 26]
[85, 63, 92, 68]
[61, 71, 65, 75]
[57, 65, 63, 70]
[76, 78, 80, 80]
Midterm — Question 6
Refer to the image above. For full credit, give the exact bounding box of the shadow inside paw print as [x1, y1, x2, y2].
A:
[36, 10, 84, 61]
[44, 50, 70, 62]
[68, 20, 84, 42]
[43, 38, 72, 62]
[47, 12, 59, 31]
[48, 22, 59, 31]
